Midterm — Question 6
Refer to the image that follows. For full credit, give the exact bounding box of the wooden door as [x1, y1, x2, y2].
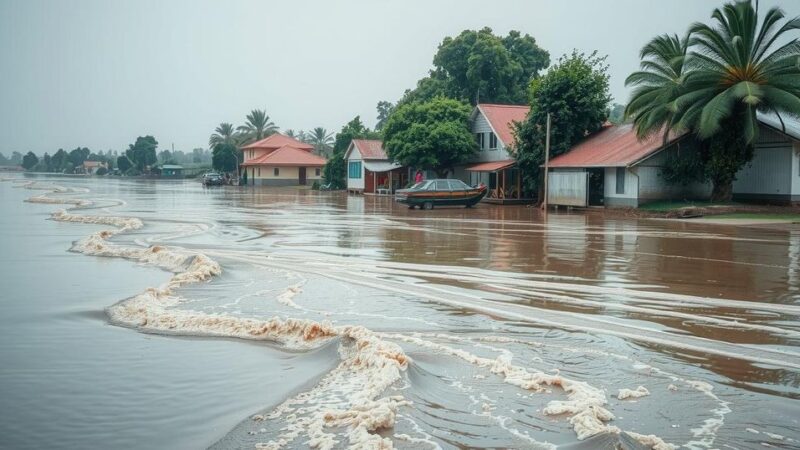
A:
[299, 167, 307, 185]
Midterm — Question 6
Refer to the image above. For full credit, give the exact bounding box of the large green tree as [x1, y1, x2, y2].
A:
[22, 151, 38, 170]
[126, 136, 158, 172]
[212, 143, 239, 173]
[514, 51, 611, 197]
[383, 97, 476, 177]
[117, 155, 132, 173]
[626, 0, 800, 201]
[237, 109, 278, 144]
[68, 147, 90, 168]
[402, 28, 549, 105]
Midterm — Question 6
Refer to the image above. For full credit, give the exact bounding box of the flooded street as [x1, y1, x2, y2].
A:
[1, 175, 799, 449]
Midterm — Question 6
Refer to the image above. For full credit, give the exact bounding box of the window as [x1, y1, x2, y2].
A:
[274, 167, 280, 176]
[475, 133, 485, 149]
[448, 179, 468, 190]
[315, 168, 321, 176]
[489, 133, 498, 149]
[258, 167, 261, 177]
[435, 180, 450, 190]
[616, 167, 625, 194]
[348, 161, 362, 179]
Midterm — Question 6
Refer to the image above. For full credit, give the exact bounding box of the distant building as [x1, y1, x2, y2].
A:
[546, 114, 800, 207]
[453, 103, 530, 202]
[240, 133, 326, 186]
[344, 139, 406, 194]
[82, 160, 106, 175]
[160, 164, 184, 178]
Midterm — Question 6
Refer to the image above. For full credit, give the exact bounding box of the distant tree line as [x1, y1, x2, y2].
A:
[13, 137, 212, 176]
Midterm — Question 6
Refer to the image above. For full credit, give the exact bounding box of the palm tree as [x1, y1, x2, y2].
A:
[625, 34, 690, 141]
[307, 127, 334, 156]
[237, 109, 278, 144]
[626, 0, 800, 201]
[208, 123, 239, 148]
[285, 129, 298, 139]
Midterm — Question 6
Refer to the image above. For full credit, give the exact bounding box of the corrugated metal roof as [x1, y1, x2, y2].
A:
[465, 159, 516, 172]
[352, 139, 388, 160]
[548, 124, 685, 168]
[477, 104, 530, 147]
[757, 112, 800, 141]
[241, 145, 326, 167]
[241, 133, 314, 151]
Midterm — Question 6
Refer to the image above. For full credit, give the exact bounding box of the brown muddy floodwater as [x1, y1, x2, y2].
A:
[1, 175, 799, 450]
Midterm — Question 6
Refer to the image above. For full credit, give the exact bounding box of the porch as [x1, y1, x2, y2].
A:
[465, 159, 531, 204]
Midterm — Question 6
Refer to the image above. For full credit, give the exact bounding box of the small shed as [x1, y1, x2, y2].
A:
[160, 164, 184, 178]
[344, 139, 406, 194]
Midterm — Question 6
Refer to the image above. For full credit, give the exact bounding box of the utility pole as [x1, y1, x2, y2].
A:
[541, 113, 551, 211]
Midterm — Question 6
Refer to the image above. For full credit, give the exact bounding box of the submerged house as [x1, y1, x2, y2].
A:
[452, 103, 529, 202]
[345, 139, 406, 194]
[159, 164, 184, 178]
[546, 114, 800, 207]
[240, 133, 326, 186]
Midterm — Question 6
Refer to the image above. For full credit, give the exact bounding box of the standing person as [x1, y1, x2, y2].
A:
[414, 170, 424, 185]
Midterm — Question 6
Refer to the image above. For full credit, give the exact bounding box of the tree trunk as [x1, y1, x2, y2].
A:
[710, 181, 733, 203]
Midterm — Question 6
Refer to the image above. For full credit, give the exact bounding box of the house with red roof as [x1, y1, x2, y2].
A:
[546, 113, 800, 207]
[344, 139, 407, 194]
[454, 103, 530, 202]
[240, 133, 326, 186]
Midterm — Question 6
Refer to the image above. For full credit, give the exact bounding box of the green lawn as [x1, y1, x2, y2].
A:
[638, 200, 738, 212]
[709, 212, 800, 221]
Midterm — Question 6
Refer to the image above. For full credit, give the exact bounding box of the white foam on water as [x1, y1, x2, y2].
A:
[618, 386, 650, 400]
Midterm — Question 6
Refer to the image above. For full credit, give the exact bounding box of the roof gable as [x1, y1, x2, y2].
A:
[345, 139, 388, 160]
[241, 133, 314, 151]
[474, 103, 530, 147]
[242, 145, 326, 167]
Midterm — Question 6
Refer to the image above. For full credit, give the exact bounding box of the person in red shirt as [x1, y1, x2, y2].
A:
[414, 170, 424, 184]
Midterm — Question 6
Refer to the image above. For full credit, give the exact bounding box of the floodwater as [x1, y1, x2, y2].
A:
[1, 175, 798, 450]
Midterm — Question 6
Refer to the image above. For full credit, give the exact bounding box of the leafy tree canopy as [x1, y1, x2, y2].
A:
[212, 143, 239, 173]
[22, 151, 38, 170]
[117, 155, 132, 173]
[68, 147, 90, 168]
[126, 136, 158, 172]
[401, 28, 550, 105]
[375, 101, 395, 131]
[383, 97, 476, 177]
[514, 51, 611, 196]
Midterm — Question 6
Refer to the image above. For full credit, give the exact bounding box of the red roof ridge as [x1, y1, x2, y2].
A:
[242, 144, 326, 167]
[478, 103, 530, 109]
[241, 132, 313, 150]
[349, 139, 388, 160]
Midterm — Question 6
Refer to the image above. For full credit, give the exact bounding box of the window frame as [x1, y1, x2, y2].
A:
[348, 161, 362, 179]
[476, 133, 485, 150]
[274, 167, 280, 177]
[489, 133, 498, 150]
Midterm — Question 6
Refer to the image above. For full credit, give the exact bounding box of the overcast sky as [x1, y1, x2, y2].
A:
[1, 0, 798, 155]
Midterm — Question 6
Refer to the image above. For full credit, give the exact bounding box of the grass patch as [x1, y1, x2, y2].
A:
[638, 200, 737, 212]
[710, 212, 800, 221]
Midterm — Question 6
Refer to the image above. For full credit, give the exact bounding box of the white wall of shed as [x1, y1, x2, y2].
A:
[346, 146, 364, 190]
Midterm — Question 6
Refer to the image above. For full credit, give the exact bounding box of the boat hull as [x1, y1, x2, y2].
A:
[395, 186, 487, 208]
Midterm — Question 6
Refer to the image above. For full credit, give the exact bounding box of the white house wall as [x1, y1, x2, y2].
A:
[793, 142, 800, 196]
[733, 127, 794, 200]
[603, 167, 639, 207]
[469, 110, 512, 162]
[346, 146, 365, 190]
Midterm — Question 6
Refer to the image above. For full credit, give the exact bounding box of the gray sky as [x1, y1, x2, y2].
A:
[1, 0, 798, 155]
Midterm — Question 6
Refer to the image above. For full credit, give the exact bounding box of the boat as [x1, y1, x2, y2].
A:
[395, 179, 488, 209]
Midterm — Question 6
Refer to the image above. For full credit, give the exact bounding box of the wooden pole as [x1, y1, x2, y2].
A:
[542, 113, 551, 210]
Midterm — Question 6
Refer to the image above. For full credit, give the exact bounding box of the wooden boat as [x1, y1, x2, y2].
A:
[395, 179, 488, 209]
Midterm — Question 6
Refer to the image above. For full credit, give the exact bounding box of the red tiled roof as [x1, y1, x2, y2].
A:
[351, 139, 387, 160]
[241, 133, 314, 151]
[477, 104, 530, 147]
[241, 145, 326, 167]
[548, 124, 685, 168]
[465, 159, 516, 172]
